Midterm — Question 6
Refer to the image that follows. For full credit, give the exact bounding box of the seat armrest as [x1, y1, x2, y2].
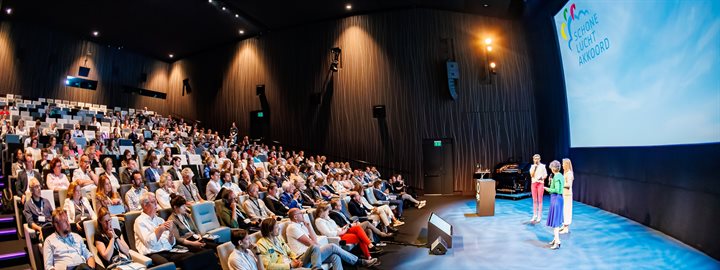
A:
[130, 250, 152, 266]
[207, 227, 231, 243]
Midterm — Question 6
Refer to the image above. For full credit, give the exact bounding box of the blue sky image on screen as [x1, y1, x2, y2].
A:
[554, 0, 720, 147]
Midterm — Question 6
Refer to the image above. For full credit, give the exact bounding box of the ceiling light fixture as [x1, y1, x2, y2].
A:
[235, 14, 239, 18]
[208, 0, 213, 3]
[222, 6, 226, 11]
[483, 4, 489, 7]
[345, 4, 352, 10]
[5, 8, 12, 15]
[92, 31, 99, 37]
[239, 30, 245, 34]
[169, 54, 174, 58]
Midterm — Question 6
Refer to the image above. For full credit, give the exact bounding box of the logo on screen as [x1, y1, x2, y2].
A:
[559, 3, 611, 66]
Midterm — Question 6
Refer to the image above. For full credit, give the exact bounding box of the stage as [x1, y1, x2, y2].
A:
[377, 195, 719, 270]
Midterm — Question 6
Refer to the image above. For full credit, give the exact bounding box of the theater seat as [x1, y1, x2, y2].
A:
[216, 242, 235, 270]
[190, 201, 231, 243]
[123, 210, 142, 250]
[83, 218, 153, 268]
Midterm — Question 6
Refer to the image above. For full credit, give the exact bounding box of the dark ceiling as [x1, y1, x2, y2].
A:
[0, 0, 524, 62]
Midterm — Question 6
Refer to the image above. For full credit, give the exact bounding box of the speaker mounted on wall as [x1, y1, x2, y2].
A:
[372, 105, 386, 118]
[256, 84, 265, 96]
[78, 66, 91, 77]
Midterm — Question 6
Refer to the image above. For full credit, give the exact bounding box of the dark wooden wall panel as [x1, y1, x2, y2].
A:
[176, 9, 538, 193]
[0, 21, 194, 118]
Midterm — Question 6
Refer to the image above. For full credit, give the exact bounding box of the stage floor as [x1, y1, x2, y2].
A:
[377, 195, 719, 270]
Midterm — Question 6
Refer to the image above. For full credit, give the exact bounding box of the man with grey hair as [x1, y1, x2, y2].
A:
[176, 168, 203, 203]
[134, 192, 199, 268]
[242, 183, 274, 221]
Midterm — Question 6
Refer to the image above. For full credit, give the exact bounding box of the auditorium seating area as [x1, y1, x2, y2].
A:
[0, 95, 425, 269]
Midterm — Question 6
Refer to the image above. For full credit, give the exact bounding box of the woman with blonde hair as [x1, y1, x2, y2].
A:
[63, 181, 96, 234]
[561, 158, 574, 234]
[156, 172, 177, 209]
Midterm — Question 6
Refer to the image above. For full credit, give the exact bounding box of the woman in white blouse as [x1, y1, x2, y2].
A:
[46, 158, 70, 191]
[63, 181, 96, 234]
[561, 158, 575, 234]
[101, 158, 120, 191]
[228, 229, 264, 270]
[314, 202, 376, 259]
[156, 173, 177, 209]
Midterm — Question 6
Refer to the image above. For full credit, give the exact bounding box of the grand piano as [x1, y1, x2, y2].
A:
[493, 158, 532, 199]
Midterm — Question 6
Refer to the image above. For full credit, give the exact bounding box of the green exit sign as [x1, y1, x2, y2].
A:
[257, 112, 264, 117]
[434, 140, 442, 147]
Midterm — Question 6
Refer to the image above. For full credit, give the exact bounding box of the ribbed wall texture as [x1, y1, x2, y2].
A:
[175, 9, 538, 193]
[0, 21, 196, 119]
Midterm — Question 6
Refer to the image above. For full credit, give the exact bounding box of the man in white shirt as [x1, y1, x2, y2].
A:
[134, 192, 194, 267]
[530, 154, 548, 223]
[72, 155, 98, 192]
[205, 169, 222, 201]
[285, 208, 379, 269]
[125, 171, 148, 211]
[43, 208, 96, 270]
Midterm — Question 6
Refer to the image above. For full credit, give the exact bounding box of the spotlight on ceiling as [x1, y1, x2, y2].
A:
[486, 46, 493, 52]
[483, 4, 489, 7]
[208, 0, 212, 3]
[92, 31, 100, 37]
[169, 54, 174, 58]
[5, 8, 12, 15]
[235, 14, 239, 18]
[222, 6, 226, 11]
[484, 38, 492, 45]
[239, 30, 245, 34]
[345, 4, 352, 10]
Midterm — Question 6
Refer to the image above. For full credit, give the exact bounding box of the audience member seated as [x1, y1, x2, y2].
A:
[156, 173, 177, 209]
[46, 158, 70, 191]
[120, 150, 134, 168]
[314, 202, 379, 260]
[120, 159, 139, 185]
[100, 157, 121, 191]
[328, 198, 391, 240]
[263, 183, 289, 217]
[86, 145, 101, 171]
[167, 156, 184, 180]
[279, 182, 302, 210]
[348, 192, 401, 233]
[63, 182, 96, 235]
[218, 190, 257, 230]
[125, 171, 148, 211]
[43, 208, 96, 270]
[144, 155, 163, 183]
[220, 171, 243, 196]
[242, 184, 275, 221]
[96, 175, 126, 214]
[16, 153, 40, 201]
[228, 229, 264, 270]
[206, 169, 222, 201]
[372, 180, 404, 217]
[72, 155, 98, 192]
[61, 145, 78, 169]
[94, 207, 132, 268]
[134, 192, 218, 269]
[285, 208, 380, 269]
[389, 174, 425, 208]
[23, 179, 54, 239]
[168, 194, 218, 251]
[177, 168, 203, 203]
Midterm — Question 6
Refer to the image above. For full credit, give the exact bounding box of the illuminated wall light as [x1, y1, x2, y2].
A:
[208, 0, 212, 3]
[92, 31, 100, 37]
[486, 46, 493, 52]
[489, 62, 496, 68]
[169, 54, 174, 58]
[222, 6, 226, 11]
[345, 4, 352, 10]
[485, 38, 492, 45]
[235, 14, 239, 18]
[5, 8, 12, 15]
[239, 30, 245, 34]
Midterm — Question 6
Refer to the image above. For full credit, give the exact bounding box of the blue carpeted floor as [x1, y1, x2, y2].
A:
[378, 195, 719, 270]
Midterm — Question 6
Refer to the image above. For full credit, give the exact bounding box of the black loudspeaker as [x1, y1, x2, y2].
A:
[372, 105, 385, 118]
[182, 79, 192, 95]
[256, 84, 265, 96]
[430, 237, 448, 255]
[78, 66, 91, 77]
